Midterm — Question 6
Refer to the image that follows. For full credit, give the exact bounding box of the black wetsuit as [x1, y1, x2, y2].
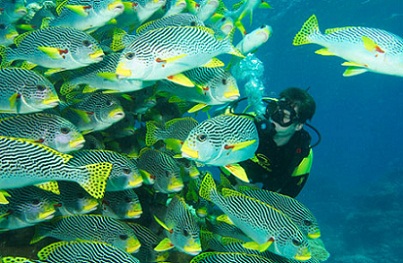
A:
[239, 120, 312, 198]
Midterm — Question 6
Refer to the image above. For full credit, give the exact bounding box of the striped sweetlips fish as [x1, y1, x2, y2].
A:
[0, 68, 59, 114]
[293, 14, 403, 77]
[0, 136, 112, 199]
[115, 25, 244, 86]
[0, 26, 104, 73]
[181, 114, 258, 182]
[199, 173, 312, 261]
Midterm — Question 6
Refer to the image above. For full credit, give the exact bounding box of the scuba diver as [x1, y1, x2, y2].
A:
[227, 87, 319, 198]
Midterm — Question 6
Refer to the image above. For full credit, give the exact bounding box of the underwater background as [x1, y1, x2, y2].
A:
[0, 0, 402, 262]
[255, 0, 403, 262]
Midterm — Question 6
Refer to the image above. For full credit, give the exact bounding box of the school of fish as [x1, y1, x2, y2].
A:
[4, 0, 401, 262]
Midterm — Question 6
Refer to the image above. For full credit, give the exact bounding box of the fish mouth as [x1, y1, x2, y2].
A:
[69, 137, 86, 150]
[108, 1, 124, 11]
[183, 243, 202, 256]
[6, 31, 18, 40]
[181, 142, 199, 159]
[126, 240, 141, 254]
[116, 62, 132, 78]
[128, 176, 143, 188]
[308, 231, 321, 239]
[83, 200, 99, 213]
[90, 50, 105, 61]
[167, 180, 184, 192]
[127, 209, 142, 219]
[108, 109, 125, 120]
[294, 248, 311, 261]
[43, 97, 60, 106]
[38, 209, 56, 220]
[224, 89, 240, 100]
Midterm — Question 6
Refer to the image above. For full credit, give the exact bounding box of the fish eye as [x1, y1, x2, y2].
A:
[292, 239, 302, 246]
[77, 192, 85, 199]
[125, 52, 135, 60]
[32, 199, 41, 205]
[190, 21, 196, 26]
[119, 234, 128, 240]
[105, 100, 114, 106]
[303, 219, 312, 226]
[36, 85, 46, 91]
[221, 79, 227, 85]
[124, 196, 132, 203]
[0, 24, 6, 30]
[83, 40, 92, 47]
[197, 134, 207, 142]
[60, 127, 70, 134]
[122, 167, 131, 174]
[221, 17, 226, 22]
[183, 229, 189, 236]
[260, 25, 266, 29]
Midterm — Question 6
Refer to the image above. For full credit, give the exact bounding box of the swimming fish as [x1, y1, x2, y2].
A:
[48, 0, 124, 33]
[199, 172, 311, 260]
[127, 222, 170, 262]
[145, 117, 198, 148]
[136, 13, 205, 34]
[115, 25, 244, 85]
[59, 53, 154, 95]
[69, 149, 143, 191]
[293, 14, 403, 77]
[0, 113, 84, 153]
[0, 26, 104, 73]
[239, 188, 321, 239]
[235, 24, 272, 55]
[0, 0, 27, 24]
[55, 181, 99, 216]
[3, 240, 141, 263]
[137, 148, 184, 193]
[101, 190, 142, 219]
[154, 195, 202, 255]
[0, 136, 113, 199]
[31, 214, 141, 253]
[61, 92, 125, 134]
[190, 251, 275, 263]
[181, 114, 258, 182]
[157, 67, 240, 112]
[0, 18, 18, 46]
[0, 68, 59, 114]
[0, 186, 58, 232]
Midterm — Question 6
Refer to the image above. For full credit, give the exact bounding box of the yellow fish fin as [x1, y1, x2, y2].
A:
[70, 108, 92, 123]
[187, 103, 208, 113]
[65, 4, 91, 16]
[154, 237, 175, 252]
[0, 190, 10, 204]
[226, 139, 256, 151]
[8, 93, 19, 110]
[97, 72, 119, 81]
[315, 48, 336, 56]
[35, 181, 60, 195]
[362, 36, 385, 53]
[216, 214, 234, 225]
[168, 96, 183, 103]
[202, 57, 225, 68]
[37, 46, 64, 59]
[187, 166, 200, 179]
[242, 241, 261, 250]
[157, 53, 187, 63]
[55, 0, 68, 15]
[166, 73, 195, 87]
[2, 257, 33, 263]
[341, 61, 366, 67]
[60, 82, 77, 95]
[343, 66, 368, 77]
[293, 14, 319, 46]
[45, 68, 66, 76]
[153, 215, 171, 231]
[79, 162, 113, 199]
[222, 163, 249, 182]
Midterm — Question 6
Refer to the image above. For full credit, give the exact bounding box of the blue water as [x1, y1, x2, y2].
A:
[251, 0, 403, 262]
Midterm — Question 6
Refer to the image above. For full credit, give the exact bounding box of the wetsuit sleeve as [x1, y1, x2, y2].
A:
[280, 149, 313, 198]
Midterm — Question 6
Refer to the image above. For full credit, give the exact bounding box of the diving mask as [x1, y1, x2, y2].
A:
[265, 99, 299, 127]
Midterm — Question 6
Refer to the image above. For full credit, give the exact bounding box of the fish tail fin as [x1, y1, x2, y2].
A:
[0, 45, 12, 68]
[111, 28, 128, 52]
[2, 257, 34, 263]
[199, 172, 218, 202]
[293, 14, 321, 46]
[60, 81, 77, 96]
[30, 223, 53, 244]
[145, 121, 162, 146]
[79, 162, 113, 199]
[224, 28, 245, 58]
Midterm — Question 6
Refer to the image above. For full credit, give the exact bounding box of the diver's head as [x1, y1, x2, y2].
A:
[264, 88, 316, 144]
